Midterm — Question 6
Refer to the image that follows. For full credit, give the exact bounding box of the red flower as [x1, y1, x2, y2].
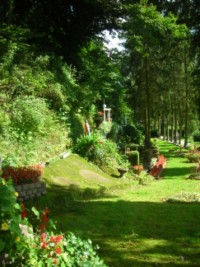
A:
[45, 207, 50, 214]
[41, 233, 46, 241]
[55, 247, 62, 254]
[21, 203, 27, 219]
[1, 164, 44, 185]
[50, 236, 57, 243]
[53, 258, 58, 265]
[56, 235, 63, 244]
[40, 224, 46, 231]
[41, 242, 48, 249]
[21, 210, 27, 219]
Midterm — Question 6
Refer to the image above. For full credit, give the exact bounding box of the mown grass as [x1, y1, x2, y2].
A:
[29, 140, 200, 267]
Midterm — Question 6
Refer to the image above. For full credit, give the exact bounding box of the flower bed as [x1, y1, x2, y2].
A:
[0, 178, 107, 267]
[1, 164, 46, 201]
[2, 164, 45, 185]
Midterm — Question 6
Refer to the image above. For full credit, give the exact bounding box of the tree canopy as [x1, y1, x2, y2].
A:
[0, 0, 200, 166]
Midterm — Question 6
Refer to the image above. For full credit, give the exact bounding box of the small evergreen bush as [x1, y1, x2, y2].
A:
[128, 151, 139, 165]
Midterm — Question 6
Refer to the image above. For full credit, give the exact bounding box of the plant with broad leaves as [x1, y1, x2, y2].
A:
[0, 177, 108, 267]
[0, 177, 22, 259]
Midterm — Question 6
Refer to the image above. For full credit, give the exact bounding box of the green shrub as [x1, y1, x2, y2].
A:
[0, 96, 70, 167]
[193, 130, 200, 142]
[0, 177, 22, 258]
[98, 121, 112, 137]
[121, 124, 144, 144]
[128, 151, 139, 165]
[73, 133, 101, 158]
[41, 83, 65, 110]
[73, 133, 126, 174]
[166, 192, 200, 203]
[70, 113, 85, 144]
[0, 177, 107, 267]
[108, 123, 144, 145]
[13, 231, 108, 267]
[185, 153, 200, 163]
[188, 173, 200, 180]
[138, 172, 154, 185]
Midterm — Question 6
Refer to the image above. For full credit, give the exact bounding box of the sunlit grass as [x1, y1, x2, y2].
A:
[33, 139, 200, 267]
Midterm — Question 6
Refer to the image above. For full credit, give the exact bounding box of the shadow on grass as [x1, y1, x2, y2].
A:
[163, 166, 195, 178]
[31, 183, 200, 267]
[26, 183, 118, 214]
[66, 199, 200, 267]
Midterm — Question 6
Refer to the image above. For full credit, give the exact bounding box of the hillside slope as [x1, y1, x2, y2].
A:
[41, 153, 134, 190]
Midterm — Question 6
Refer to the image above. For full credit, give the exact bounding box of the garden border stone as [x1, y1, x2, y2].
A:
[15, 181, 47, 202]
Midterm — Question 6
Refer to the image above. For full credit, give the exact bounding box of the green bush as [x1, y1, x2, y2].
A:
[108, 123, 144, 146]
[188, 173, 200, 180]
[166, 192, 200, 203]
[185, 153, 200, 163]
[121, 124, 144, 144]
[0, 177, 22, 258]
[98, 121, 112, 137]
[41, 83, 65, 110]
[73, 133, 101, 158]
[73, 133, 126, 174]
[10, 96, 52, 136]
[70, 113, 85, 144]
[138, 172, 155, 185]
[193, 130, 200, 142]
[0, 96, 70, 167]
[129, 143, 139, 151]
[0, 177, 107, 267]
[128, 151, 139, 165]
[13, 231, 108, 267]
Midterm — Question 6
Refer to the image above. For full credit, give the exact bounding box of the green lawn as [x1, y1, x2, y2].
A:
[32, 140, 200, 267]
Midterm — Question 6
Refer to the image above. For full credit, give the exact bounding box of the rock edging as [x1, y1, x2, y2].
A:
[15, 181, 47, 202]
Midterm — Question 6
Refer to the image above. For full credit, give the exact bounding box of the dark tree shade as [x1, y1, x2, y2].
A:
[0, 0, 123, 65]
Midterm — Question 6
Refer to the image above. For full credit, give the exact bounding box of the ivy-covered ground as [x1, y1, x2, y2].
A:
[33, 140, 200, 267]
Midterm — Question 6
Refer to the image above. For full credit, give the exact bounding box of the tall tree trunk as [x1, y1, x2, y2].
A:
[144, 56, 151, 147]
[184, 47, 189, 147]
[174, 102, 178, 144]
[179, 112, 183, 145]
[158, 114, 161, 137]
[171, 112, 174, 142]
[167, 115, 170, 141]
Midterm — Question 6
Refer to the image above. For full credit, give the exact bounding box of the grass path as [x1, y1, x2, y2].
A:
[37, 140, 200, 267]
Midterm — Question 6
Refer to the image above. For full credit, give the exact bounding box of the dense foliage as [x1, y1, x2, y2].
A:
[0, 177, 107, 266]
[1, 1, 200, 265]
[73, 133, 128, 174]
